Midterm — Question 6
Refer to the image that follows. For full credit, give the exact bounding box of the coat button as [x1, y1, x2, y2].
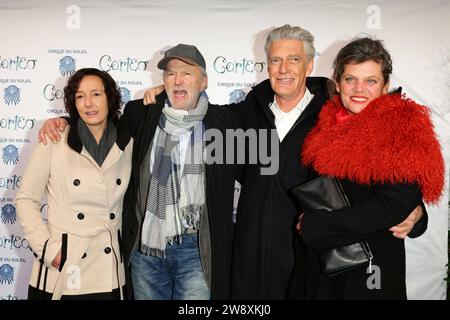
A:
[82, 253, 87, 259]
[104, 247, 111, 254]
[77, 213, 85, 220]
[73, 179, 80, 186]
[116, 179, 121, 185]
[110, 213, 115, 220]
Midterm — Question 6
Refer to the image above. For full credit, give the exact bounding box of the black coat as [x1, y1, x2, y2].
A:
[298, 179, 422, 300]
[230, 77, 330, 299]
[121, 94, 238, 300]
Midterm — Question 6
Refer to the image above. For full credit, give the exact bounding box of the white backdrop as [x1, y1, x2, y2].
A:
[0, 0, 449, 300]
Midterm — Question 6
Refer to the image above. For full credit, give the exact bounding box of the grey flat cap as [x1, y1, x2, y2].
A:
[157, 43, 206, 70]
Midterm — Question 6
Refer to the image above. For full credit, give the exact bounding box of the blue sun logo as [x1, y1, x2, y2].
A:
[59, 56, 76, 76]
[120, 87, 131, 106]
[1, 204, 17, 224]
[3, 85, 21, 106]
[229, 89, 246, 104]
[2, 144, 19, 165]
[0, 264, 14, 285]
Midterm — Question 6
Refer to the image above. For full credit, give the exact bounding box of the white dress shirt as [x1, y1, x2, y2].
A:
[269, 89, 314, 142]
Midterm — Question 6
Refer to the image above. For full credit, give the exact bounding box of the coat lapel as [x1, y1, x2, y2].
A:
[252, 80, 276, 129]
[100, 144, 122, 172]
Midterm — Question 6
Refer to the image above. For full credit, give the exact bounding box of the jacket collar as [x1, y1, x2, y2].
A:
[250, 76, 330, 128]
[67, 116, 131, 153]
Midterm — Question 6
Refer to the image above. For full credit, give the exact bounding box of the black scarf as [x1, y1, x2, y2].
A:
[77, 119, 117, 167]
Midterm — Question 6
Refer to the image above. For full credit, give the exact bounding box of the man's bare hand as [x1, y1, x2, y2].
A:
[389, 205, 423, 239]
[38, 118, 68, 145]
[143, 85, 164, 105]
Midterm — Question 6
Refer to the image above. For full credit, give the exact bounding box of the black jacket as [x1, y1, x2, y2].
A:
[121, 93, 238, 299]
[230, 77, 330, 299]
[299, 179, 421, 300]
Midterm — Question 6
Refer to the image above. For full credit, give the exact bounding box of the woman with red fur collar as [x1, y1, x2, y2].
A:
[299, 37, 444, 299]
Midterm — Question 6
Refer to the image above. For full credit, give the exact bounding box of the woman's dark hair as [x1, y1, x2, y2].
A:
[329, 37, 392, 96]
[64, 68, 121, 120]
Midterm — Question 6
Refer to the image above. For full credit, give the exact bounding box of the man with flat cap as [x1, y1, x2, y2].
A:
[118, 44, 239, 300]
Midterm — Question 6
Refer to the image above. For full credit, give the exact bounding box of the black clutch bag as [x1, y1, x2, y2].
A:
[291, 175, 373, 277]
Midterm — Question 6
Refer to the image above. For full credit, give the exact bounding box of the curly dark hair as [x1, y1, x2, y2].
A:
[64, 68, 121, 120]
[330, 37, 392, 96]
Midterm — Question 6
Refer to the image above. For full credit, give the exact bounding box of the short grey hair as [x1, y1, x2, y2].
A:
[264, 24, 316, 62]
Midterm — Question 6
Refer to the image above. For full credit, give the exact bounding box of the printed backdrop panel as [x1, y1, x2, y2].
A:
[0, 0, 449, 300]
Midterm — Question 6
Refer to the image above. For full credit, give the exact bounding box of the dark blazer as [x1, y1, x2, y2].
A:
[121, 93, 239, 300]
[230, 77, 330, 299]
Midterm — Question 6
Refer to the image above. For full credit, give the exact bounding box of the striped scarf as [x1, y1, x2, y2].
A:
[141, 92, 208, 257]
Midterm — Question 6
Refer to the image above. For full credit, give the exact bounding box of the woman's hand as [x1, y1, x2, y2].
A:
[296, 213, 304, 234]
[51, 249, 62, 269]
[389, 205, 423, 239]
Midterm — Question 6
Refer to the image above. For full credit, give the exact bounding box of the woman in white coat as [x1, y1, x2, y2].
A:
[15, 68, 133, 300]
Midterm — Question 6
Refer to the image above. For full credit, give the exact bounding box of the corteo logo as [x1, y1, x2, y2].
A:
[0, 115, 35, 130]
[0, 175, 21, 190]
[3, 85, 21, 106]
[43, 83, 64, 101]
[59, 56, 76, 76]
[0, 264, 14, 285]
[2, 145, 19, 165]
[1, 204, 16, 224]
[99, 55, 150, 72]
[0, 234, 31, 250]
[0, 55, 37, 71]
[120, 87, 131, 105]
[213, 56, 266, 74]
[229, 89, 246, 104]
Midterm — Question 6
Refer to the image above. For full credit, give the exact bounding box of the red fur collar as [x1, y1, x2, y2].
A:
[302, 94, 444, 204]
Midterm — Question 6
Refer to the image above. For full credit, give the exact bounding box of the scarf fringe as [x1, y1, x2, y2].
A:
[141, 233, 198, 258]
